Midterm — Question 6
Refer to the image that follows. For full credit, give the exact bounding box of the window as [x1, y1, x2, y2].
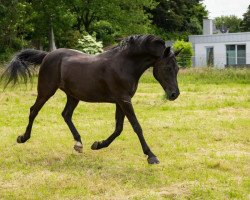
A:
[206, 47, 214, 67]
[226, 44, 246, 66]
[226, 45, 236, 65]
[237, 45, 246, 65]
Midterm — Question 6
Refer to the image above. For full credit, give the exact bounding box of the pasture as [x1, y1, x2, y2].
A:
[0, 68, 249, 199]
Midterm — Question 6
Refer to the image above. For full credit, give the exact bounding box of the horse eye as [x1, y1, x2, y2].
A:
[165, 67, 172, 72]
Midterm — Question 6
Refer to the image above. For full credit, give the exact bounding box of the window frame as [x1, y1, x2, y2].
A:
[226, 44, 246, 65]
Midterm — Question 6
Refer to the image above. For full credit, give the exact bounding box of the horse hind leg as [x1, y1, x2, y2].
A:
[17, 67, 59, 143]
[17, 94, 53, 143]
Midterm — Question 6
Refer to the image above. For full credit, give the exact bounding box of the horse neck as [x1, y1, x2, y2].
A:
[125, 53, 157, 80]
[107, 47, 158, 80]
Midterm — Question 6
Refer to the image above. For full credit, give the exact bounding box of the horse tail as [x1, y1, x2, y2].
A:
[1, 49, 48, 88]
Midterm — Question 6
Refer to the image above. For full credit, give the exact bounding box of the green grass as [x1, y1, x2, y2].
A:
[0, 68, 250, 199]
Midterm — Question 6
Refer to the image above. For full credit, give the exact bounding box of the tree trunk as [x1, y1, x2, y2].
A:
[49, 26, 56, 51]
[39, 43, 43, 51]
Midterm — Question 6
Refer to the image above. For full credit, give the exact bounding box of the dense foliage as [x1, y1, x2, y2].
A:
[1, 1, 249, 63]
[149, 0, 208, 40]
[0, 0, 209, 60]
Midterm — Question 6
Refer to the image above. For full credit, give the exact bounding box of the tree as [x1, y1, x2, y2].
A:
[0, 0, 158, 58]
[28, 0, 74, 51]
[149, 0, 208, 40]
[0, 0, 32, 58]
[66, 0, 156, 36]
[214, 15, 242, 33]
[241, 5, 250, 32]
[1, 0, 210, 61]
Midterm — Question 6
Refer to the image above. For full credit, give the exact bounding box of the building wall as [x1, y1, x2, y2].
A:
[189, 32, 250, 68]
[193, 41, 250, 68]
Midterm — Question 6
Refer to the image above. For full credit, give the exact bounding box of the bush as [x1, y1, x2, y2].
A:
[173, 40, 194, 68]
[92, 21, 116, 46]
[76, 34, 103, 55]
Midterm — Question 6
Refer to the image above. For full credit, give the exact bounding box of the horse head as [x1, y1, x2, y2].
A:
[153, 47, 182, 101]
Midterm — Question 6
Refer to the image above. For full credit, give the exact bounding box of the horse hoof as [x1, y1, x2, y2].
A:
[91, 141, 100, 150]
[147, 156, 160, 164]
[17, 135, 26, 143]
[74, 144, 83, 153]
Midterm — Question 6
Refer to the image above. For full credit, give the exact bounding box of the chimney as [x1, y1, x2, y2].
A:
[203, 19, 213, 35]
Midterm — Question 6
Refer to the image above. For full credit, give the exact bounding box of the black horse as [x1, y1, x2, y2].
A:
[2, 35, 181, 164]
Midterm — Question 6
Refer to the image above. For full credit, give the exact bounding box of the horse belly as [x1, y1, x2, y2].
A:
[60, 76, 114, 103]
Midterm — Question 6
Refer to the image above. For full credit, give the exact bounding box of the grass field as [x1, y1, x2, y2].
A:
[0, 68, 249, 199]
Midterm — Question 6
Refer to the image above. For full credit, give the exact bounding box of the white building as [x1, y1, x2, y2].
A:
[189, 19, 250, 68]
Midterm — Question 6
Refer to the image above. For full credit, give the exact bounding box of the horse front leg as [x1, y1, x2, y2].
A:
[118, 99, 160, 164]
[62, 95, 82, 153]
[91, 104, 125, 150]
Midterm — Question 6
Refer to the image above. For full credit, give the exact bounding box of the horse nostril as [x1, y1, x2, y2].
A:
[170, 92, 177, 99]
[166, 90, 180, 100]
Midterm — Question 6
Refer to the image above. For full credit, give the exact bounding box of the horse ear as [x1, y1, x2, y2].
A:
[174, 48, 183, 57]
[163, 46, 171, 57]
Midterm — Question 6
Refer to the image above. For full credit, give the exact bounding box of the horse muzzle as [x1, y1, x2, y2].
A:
[165, 90, 180, 101]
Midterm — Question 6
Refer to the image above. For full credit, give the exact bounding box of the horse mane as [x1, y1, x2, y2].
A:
[106, 35, 165, 55]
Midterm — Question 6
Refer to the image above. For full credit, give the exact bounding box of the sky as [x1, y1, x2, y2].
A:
[202, 0, 249, 19]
